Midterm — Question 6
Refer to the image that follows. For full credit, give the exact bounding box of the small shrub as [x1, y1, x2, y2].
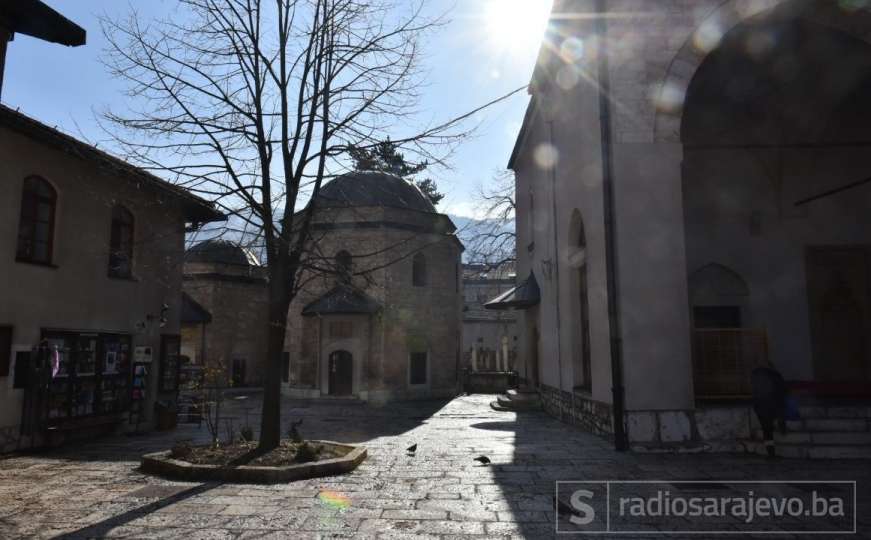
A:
[240, 426, 254, 442]
[294, 442, 321, 463]
[170, 441, 192, 459]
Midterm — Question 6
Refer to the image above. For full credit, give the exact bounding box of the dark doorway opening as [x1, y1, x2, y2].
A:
[329, 350, 353, 396]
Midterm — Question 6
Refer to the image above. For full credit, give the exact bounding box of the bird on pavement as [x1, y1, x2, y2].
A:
[406, 443, 417, 454]
[474, 455, 491, 465]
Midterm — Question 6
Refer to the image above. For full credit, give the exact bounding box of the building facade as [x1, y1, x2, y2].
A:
[181, 240, 269, 387]
[0, 106, 220, 451]
[283, 172, 464, 403]
[0, 3, 220, 452]
[507, 0, 871, 454]
[462, 264, 518, 372]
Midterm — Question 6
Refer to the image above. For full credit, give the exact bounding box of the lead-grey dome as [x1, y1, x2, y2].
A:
[315, 171, 436, 213]
[186, 239, 261, 266]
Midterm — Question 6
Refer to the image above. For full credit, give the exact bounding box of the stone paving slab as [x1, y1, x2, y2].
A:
[0, 394, 868, 539]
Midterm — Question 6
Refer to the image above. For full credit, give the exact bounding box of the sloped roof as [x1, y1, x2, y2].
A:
[302, 284, 381, 317]
[0, 105, 223, 223]
[0, 0, 86, 46]
[186, 239, 261, 266]
[484, 272, 540, 311]
[314, 171, 436, 213]
[181, 292, 212, 324]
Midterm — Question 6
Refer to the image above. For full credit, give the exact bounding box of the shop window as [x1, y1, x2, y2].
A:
[108, 205, 134, 278]
[412, 253, 427, 287]
[0, 326, 11, 377]
[409, 351, 427, 385]
[329, 320, 353, 339]
[16, 176, 56, 265]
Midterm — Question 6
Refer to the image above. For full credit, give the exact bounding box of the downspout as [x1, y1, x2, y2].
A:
[595, 0, 628, 451]
[547, 119, 565, 419]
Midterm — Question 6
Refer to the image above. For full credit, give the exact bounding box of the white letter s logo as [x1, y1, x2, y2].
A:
[570, 489, 596, 525]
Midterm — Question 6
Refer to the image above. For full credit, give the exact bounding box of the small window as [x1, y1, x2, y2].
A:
[412, 253, 427, 287]
[109, 205, 134, 278]
[16, 176, 57, 264]
[409, 351, 427, 385]
[335, 250, 352, 283]
[282, 352, 290, 383]
[0, 326, 12, 377]
[13, 351, 30, 389]
[329, 321, 353, 339]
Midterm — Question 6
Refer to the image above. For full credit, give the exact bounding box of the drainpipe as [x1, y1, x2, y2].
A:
[547, 118, 566, 420]
[596, 0, 628, 451]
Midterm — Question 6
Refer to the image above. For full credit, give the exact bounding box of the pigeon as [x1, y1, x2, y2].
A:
[406, 443, 417, 454]
[473, 455, 491, 465]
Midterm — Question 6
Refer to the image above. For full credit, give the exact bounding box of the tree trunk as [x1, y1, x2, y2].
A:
[259, 279, 291, 450]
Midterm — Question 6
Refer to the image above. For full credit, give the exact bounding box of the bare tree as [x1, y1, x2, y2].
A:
[465, 169, 516, 271]
[99, 0, 472, 450]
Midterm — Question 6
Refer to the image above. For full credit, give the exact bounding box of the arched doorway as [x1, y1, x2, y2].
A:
[679, 6, 871, 385]
[328, 350, 353, 395]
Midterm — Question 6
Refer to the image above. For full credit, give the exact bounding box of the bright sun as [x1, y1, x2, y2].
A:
[483, 0, 552, 56]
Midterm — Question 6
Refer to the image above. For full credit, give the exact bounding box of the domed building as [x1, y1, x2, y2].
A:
[181, 239, 268, 387]
[283, 171, 464, 403]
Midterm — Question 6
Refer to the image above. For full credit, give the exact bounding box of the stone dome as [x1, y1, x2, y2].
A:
[186, 239, 261, 266]
[315, 171, 436, 213]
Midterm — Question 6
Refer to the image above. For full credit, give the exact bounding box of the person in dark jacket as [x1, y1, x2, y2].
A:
[751, 364, 787, 458]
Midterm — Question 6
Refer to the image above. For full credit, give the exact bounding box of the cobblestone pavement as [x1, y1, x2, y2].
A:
[0, 394, 868, 539]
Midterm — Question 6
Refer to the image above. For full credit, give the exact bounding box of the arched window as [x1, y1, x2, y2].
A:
[16, 176, 57, 264]
[108, 205, 134, 278]
[335, 250, 352, 284]
[412, 252, 427, 287]
[569, 209, 592, 390]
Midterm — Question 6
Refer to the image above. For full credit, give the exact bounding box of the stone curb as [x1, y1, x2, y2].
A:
[140, 440, 366, 484]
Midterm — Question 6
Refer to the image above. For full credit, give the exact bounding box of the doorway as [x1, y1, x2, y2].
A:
[806, 247, 871, 382]
[328, 350, 353, 396]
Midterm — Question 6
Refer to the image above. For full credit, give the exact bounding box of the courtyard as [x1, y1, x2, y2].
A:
[0, 394, 867, 539]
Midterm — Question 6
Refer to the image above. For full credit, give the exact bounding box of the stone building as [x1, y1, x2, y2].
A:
[181, 240, 268, 387]
[462, 263, 518, 372]
[501, 0, 871, 456]
[0, 1, 221, 451]
[283, 171, 464, 403]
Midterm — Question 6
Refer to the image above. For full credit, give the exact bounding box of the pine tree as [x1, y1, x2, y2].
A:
[349, 138, 444, 206]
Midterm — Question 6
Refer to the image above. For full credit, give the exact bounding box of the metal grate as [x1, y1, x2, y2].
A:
[693, 329, 768, 398]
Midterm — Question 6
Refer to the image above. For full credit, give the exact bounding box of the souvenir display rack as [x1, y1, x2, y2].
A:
[43, 332, 131, 423]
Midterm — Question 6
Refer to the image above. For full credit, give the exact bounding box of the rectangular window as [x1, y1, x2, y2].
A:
[282, 352, 290, 383]
[13, 351, 29, 389]
[329, 320, 353, 339]
[409, 352, 427, 385]
[159, 335, 181, 392]
[0, 326, 11, 377]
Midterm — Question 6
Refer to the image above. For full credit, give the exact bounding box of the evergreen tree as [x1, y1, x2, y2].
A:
[349, 138, 444, 206]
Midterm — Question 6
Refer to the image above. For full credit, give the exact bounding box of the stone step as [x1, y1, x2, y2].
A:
[507, 388, 539, 397]
[785, 418, 869, 432]
[798, 405, 871, 419]
[752, 430, 871, 445]
[502, 391, 540, 403]
[495, 394, 541, 411]
[743, 440, 871, 459]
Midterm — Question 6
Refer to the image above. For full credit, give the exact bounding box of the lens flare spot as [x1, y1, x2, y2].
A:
[318, 490, 351, 510]
[559, 37, 585, 63]
[534, 143, 559, 170]
[650, 81, 686, 114]
[693, 19, 724, 53]
[556, 65, 580, 90]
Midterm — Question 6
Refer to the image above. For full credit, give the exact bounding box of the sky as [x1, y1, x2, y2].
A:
[1, 0, 553, 219]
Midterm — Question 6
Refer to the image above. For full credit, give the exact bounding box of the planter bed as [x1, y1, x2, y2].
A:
[140, 440, 366, 483]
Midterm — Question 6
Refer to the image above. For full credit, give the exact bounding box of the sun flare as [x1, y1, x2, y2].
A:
[483, 0, 552, 56]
